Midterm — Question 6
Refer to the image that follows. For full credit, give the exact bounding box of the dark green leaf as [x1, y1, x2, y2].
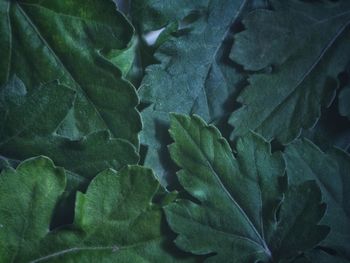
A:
[165, 114, 328, 262]
[229, 0, 350, 143]
[302, 100, 350, 153]
[0, 76, 75, 140]
[134, 0, 252, 184]
[0, 77, 138, 178]
[284, 140, 350, 259]
[1, 0, 141, 145]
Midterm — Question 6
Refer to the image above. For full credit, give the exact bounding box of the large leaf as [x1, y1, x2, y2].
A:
[0, 157, 190, 262]
[133, 0, 254, 184]
[284, 140, 350, 259]
[229, 0, 350, 143]
[0, 0, 141, 145]
[0, 76, 138, 178]
[165, 114, 328, 262]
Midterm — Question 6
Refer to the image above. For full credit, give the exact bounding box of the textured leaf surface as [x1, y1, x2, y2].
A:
[131, 0, 206, 33]
[0, 77, 138, 178]
[284, 141, 350, 259]
[229, 0, 350, 143]
[0, 157, 187, 262]
[0, 157, 66, 263]
[165, 114, 328, 263]
[0, 0, 140, 145]
[134, 0, 250, 183]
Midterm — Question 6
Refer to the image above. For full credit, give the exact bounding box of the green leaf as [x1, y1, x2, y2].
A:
[165, 114, 328, 262]
[0, 77, 138, 178]
[0, 156, 66, 263]
[1, 130, 139, 179]
[284, 140, 350, 259]
[0, 0, 141, 145]
[43, 166, 184, 263]
[107, 36, 138, 77]
[134, 0, 252, 184]
[229, 0, 350, 143]
[0, 157, 191, 262]
[50, 169, 89, 228]
[0, 76, 75, 140]
[302, 101, 350, 153]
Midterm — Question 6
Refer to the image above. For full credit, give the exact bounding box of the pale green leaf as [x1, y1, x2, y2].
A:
[0, 157, 190, 262]
[0, 157, 66, 263]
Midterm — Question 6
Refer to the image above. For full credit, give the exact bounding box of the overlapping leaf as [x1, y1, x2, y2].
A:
[229, 0, 350, 143]
[131, 0, 206, 33]
[0, 0, 141, 145]
[0, 157, 66, 263]
[132, 0, 255, 184]
[284, 140, 350, 260]
[0, 77, 138, 178]
[0, 157, 189, 262]
[165, 114, 328, 263]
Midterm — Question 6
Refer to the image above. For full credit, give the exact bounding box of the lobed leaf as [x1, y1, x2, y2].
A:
[134, 0, 254, 184]
[0, 0, 141, 145]
[0, 77, 138, 178]
[229, 0, 350, 144]
[284, 140, 350, 260]
[165, 114, 328, 262]
[0, 157, 190, 262]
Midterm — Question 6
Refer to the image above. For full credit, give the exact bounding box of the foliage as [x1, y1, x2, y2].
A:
[0, 0, 349, 262]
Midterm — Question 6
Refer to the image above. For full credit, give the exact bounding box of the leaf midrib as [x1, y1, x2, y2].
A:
[169, 205, 269, 250]
[12, 3, 112, 136]
[177, 119, 271, 257]
[29, 237, 164, 263]
[247, 19, 350, 138]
